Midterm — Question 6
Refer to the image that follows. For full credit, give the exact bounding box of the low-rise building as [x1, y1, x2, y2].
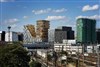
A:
[37, 49, 47, 58]
[54, 43, 82, 54]
[17, 32, 23, 42]
[5, 32, 18, 42]
[0, 31, 5, 41]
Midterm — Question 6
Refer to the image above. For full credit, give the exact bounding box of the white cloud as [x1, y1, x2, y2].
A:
[0, 0, 15, 2]
[4, 18, 19, 24]
[23, 16, 29, 19]
[32, 8, 67, 14]
[76, 15, 100, 20]
[45, 16, 67, 21]
[67, 24, 76, 28]
[53, 8, 67, 13]
[11, 24, 17, 28]
[32, 8, 51, 14]
[82, 4, 99, 12]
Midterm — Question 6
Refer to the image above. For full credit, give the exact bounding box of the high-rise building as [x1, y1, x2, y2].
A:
[48, 26, 74, 43]
[55, 29, 67, 43]
[57, 26, 74, 39]
[96, 29, 100, 44]
[76, 18, 96, 44]
[36, 20, 49, 42]
[24, 24, 36, 44]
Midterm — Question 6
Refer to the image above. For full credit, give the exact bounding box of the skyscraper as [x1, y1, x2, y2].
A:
[36, 20, 49, 42]
[76, 18, 96, 44]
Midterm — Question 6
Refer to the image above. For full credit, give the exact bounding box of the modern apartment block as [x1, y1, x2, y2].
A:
[96, 29, 100, 44]
[24, 24, 36, 44]
[48, 26, 74, 43]
[36, 20, 50, 42]
[76, 18, 96, 44]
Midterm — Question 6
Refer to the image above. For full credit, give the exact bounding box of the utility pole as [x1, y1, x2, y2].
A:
[46, 50, 48, 67]
[97, 45, 100, 67]
[76, 43, 80, 67]
[78, 45, 79, 67]
[82, 43, 85, 67]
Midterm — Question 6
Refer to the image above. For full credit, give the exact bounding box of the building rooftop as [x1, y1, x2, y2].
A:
[37, 20, 49, 22]
[77, 18, 96, 21]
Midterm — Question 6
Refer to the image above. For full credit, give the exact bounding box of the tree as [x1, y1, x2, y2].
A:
[29, 60, 41, 67]
[47, 54, 52, 61]
[0, 44, 30, 67]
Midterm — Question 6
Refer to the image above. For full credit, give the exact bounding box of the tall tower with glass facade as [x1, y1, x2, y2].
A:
[76, 18, 96, 44]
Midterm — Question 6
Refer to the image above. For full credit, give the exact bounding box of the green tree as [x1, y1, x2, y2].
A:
[29, 60, 41, 67]
[47, 54, 52, 61]
[0, 44, 30, 67]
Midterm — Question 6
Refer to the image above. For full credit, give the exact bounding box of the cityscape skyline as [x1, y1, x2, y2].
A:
[0, 0, 100, 32]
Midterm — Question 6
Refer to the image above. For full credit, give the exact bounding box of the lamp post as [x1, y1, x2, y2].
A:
[8, 26, 11, 42]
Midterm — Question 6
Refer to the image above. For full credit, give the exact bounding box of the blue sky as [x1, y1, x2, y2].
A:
[0, 0, 100, 32]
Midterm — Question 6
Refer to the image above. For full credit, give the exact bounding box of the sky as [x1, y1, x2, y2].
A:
[0, 0, 100, 32]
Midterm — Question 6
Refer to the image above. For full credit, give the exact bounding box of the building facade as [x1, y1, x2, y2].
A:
[55, 30, 67, 43]
[96, 29, 100, 44]
[0, 31, 5, 41]
[17, 32, 23, 42]
[54, 43, 82, 53]
[76, 18, 96, 44]
[48, 26, 74, 43]
[23, 24, 36, 44]
[57, 26, 74, 39]
[5, 32, 18, 42]
[36, 20, 49, 42]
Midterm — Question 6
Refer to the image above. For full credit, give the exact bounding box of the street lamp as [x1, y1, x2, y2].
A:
[8, 26, 11, 42]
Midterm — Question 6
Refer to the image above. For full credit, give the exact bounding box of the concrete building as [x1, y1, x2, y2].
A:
[48, 26, 74, 43]
[96, 29, 100, 44]
[48, 29, 55, 42]
[36, 20, 50, 42]
[57, 26, 74, 39]
[63, 39, 76, 44]
[23, 24, 36, 44]
[0, 31, 5, 41]
[54, 43, 82, 54]
[5, 32, 18, 42]
[55, 29, 67, 43]
[76, 18, 96, 44]
[17, 32, 23, 42]
[37, 49, 48, 58]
